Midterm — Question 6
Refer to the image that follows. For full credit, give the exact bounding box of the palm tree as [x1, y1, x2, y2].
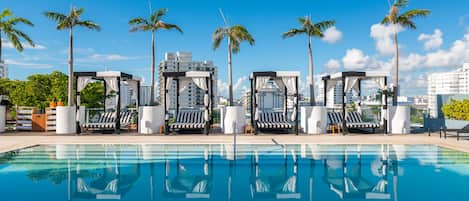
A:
[212, 25, 254, 106]
[0, 9, 35, 63]
[283, 16, 335, 106]
[44, 7, 100, 106]
[381, 0, 430, 106]
[129, 8, 182, 105]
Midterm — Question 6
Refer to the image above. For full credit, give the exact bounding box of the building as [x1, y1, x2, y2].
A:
[139, 85, 152, 106]
[0, 61, 8, 78]
[242, 80, 301, 113]
[158, 52, 218, 110]
[428, 63, 469, 118]
[318, 81, 353, 108]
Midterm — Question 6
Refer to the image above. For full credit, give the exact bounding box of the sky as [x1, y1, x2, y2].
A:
[2, 0, 469, 98]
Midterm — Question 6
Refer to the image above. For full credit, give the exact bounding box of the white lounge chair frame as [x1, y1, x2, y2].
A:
[322, 71, 388, 134]
[74, 71, 141, 134]
[250, 71, 300, 135]
[162, 71, 215, 135]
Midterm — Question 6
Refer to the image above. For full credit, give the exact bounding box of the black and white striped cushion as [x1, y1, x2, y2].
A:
[327, 111, 379, 129]
[257, 112, 292, 129]
[171, 111, 206, 129]
[83, 111, 136, 129]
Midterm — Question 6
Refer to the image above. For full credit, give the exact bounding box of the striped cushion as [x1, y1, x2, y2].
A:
[171, 111, 206, 129]
[257, 112, 292, 129]
[83, 111, 135, 129]
[327, 111, 379, 129]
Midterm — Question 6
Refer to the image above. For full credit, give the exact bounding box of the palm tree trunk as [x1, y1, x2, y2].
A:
[150, 31, 156, 106]
[68, 28, 74, 106]
[392, 31, 399, 106]
[0, 31, 2, 63]
[227, 38, 233, 106]
[308, 36, 315, 106]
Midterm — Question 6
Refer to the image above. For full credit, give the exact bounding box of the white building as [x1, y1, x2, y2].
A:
[318, 81, 353, 108]
[428, 63, 469, 118]
[158, 52, 218, 109]
[139, 85, 152, 106]
[0, 61, 8, 78]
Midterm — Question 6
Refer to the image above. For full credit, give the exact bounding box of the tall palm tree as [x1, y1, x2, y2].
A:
[0, 9, 35, 63]
[283, 16, 335, 106]
[381, 0, 430, 106]
[44, 7, 100, 106]
[212, 25, 254, 106]
[129, 8, 182, 105]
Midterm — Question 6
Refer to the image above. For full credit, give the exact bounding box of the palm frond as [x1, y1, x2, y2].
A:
[230, 37, 240, 53]
[129, 17, 149, 26]
[4, 31, 23, 52]
[212, 27, 227, 50]
[231, 25, 254, 45]
[381, 16, 392, 25]
[154, 8, 168, 21]
[7, 17, 34, 26]
[394, 0, 409, 7]
[314, 20, 335, 31]
[159, 22, 183, 33]
[397, 16, 416, 29]
[0, 9, 13, 19]
[43, 12, 67, 23]
[282, 28, 306, 38]
[11, 29, 35, 47]
[400, 9, 430, 19]
[75, 20, 101, 31]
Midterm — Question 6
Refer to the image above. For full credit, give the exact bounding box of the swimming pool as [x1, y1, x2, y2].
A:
[0, 144, 468, 201]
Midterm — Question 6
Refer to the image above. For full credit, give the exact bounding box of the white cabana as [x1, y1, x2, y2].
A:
[249, 71, 300, 135]
[74, 71, 141, 134]
[162, 71, 215, 135]
[322, 71, 388, 134]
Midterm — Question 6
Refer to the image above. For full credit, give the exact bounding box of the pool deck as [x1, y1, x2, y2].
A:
[1, 132, 469, 153]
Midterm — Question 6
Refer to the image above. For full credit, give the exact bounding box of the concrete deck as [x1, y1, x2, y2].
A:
[1, 132, 469, 154]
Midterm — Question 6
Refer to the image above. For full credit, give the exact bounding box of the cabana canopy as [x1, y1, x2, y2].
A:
[322, 71, 388, 134]
[250, 71, 300, 135]
[162, 71, 215, 135]
[73, 71, 142, 133]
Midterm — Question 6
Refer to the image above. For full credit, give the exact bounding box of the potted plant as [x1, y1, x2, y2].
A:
[56, 99, 64, 106]
[49, 98, 57, 108]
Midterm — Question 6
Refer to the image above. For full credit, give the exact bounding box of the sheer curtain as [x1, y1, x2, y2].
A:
[165, 77, 173, 120]
[282, 77, 298, 121]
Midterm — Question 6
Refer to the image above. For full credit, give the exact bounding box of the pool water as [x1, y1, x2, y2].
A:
[0, 144, 468, 201]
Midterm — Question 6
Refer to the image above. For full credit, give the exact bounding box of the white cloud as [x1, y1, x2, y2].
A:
[217, 79, 229, 97]
[88, 54, 135, 61]
[4, 59, 54, 69]
[418, 29, 443, 50]
[1, 38, 46, 50]
[325, 59, 341, 69]
[370, 24, 402, 56]
[322, 27, 342, 44]
[342, 48, 370, 69]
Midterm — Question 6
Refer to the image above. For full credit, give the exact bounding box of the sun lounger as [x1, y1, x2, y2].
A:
[83, 111, 135, 131]
[256, 112, 293, 129]
[327, 111, 379, 132]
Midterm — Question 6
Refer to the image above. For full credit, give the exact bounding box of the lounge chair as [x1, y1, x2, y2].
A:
[440, 122, 469, 141]
[257, 112, 293, 130]
[170, 110, 208, 133]
[327, 111, 379, 133]
[83, 111, 135, 131]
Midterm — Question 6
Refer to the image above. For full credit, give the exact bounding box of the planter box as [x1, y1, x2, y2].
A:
[223, 106, 245, 134]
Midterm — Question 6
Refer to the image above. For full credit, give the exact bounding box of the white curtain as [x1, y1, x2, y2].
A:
[165, 77, 173, 120]
[282, 77, 297, 94]
[204, 93, 210, 121]
[192, 77, 208, 91]
[373, 77, 387, 90]
[256, 77, 270, 90]
[344, 77, 359, 93]
[291, 96, 298, 121]
[77, 76, 92, 92]
[104, 78, 119, 95]
[178, 78, 192, 93]
[254, 93, 260, 120]
[275, 78, 285, 91]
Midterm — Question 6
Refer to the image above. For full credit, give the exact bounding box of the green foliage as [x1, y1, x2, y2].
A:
[0, 72, 107, 110]
[80, 82, 104, 108]
[410, 107, 424, 124]
[442, 99, 469, 121]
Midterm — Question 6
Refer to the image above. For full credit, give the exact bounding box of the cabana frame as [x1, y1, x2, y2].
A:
[322, 71, 388, 135]
[162, 71, 215, 135]
[250, 71, 300, 135]
[74, 71, 141, 134]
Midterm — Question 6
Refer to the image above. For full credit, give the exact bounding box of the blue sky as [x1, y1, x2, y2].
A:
[2, 0, 469, 98]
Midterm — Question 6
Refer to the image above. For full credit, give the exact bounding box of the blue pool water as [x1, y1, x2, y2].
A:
[0, 144, 468, 201]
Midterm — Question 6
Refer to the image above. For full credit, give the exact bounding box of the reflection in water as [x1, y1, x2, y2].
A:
[0, 144, 468, 201]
